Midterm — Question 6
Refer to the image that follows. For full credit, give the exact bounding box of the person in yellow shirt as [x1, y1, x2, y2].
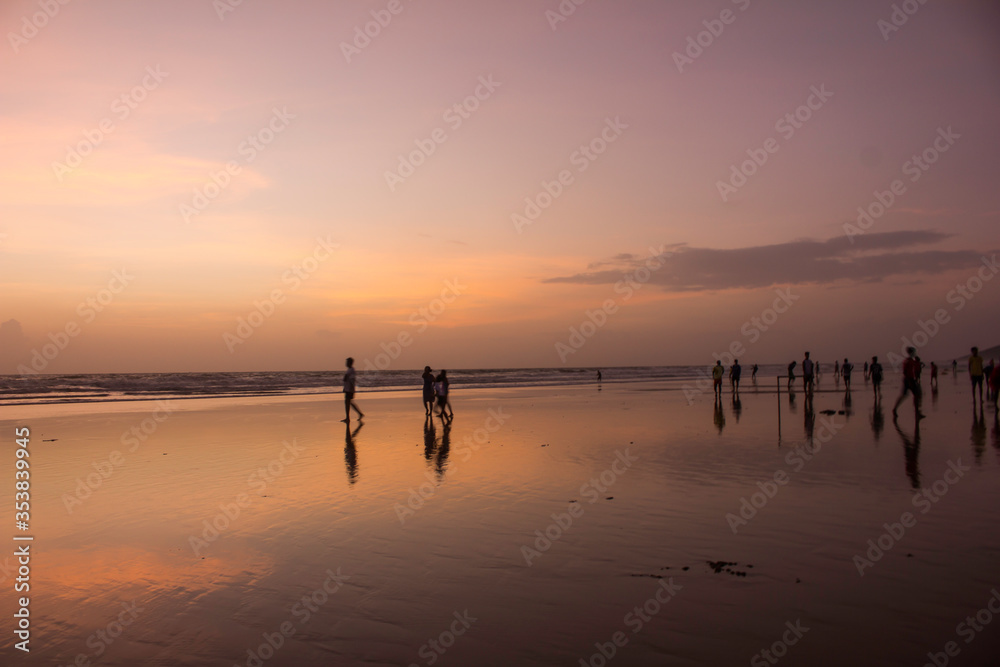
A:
[968, 346, 985, 403]
[712, 360, 725, 398]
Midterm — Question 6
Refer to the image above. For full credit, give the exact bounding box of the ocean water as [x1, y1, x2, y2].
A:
[0, 365, 794, 406]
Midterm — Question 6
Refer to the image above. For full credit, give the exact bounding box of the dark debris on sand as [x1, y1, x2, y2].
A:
[633, 561, 755, 579]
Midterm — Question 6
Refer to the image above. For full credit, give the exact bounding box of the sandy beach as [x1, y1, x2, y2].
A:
[1, 375, 999, 666]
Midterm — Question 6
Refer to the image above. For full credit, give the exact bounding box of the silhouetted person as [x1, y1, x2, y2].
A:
[751, 364, 759, 381]
[787, 361, 797, 389]
[985, 359, 995, 401]
[597, 369, 602, 384]
[893, 347, 924, 421]
[435, 370, 453, 420]
[342, 357, 364, 423]
[802, 352, 814, 393]
[834, 359, 840, 378]
[422, 366, 436, 416]
[870, 356, 883, 399]
[894, 417, 921, 489]
[712, 360, 724, 398]
[969, 346, 985, 403]
[863, 360, 869, 381]
[344, 421, 362, 484]
[842, 358, 853, 391]
[730, 359, 742, 392]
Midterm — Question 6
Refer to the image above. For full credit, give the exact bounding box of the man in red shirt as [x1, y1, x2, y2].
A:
[893, 346, 926, 420]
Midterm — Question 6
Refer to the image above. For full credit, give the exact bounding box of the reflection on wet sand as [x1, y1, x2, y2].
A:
[7, 380, 1000, 666]
[894, 417, 921, 489]
[869, 396, 885, 442]
[422, 415, 453, 480]
[972, 403, 987, 464]
[344, 421, 362, 484]
[803, 392, 815, 442]
[713, 396, 725, 435]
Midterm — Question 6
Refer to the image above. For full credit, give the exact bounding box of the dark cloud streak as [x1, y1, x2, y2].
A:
[544, 231, 991, 292]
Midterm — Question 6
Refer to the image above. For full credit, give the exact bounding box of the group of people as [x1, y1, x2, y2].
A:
[786, 352, 879, 393]
[421, 366, 454, 420]
[339, 357, 454, 423]
[339, 347, 999, 425]
[711, 360, 759, 397]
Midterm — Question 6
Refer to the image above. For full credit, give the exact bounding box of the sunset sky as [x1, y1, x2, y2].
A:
[2, 0, 999, 373]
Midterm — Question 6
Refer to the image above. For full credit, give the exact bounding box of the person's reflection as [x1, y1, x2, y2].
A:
[803, 391, 815, 442]
[787, 387, 797, 415]
[930, 382, 939, 408]
[894, 417, 921, 489]
[435, 418, 452, 479]
[344, 421, 362, 484]
[843, 388, 853, 421]
[423, 414, 437, 462]
[870, 395, 885, 443]
[731, 392, 743, 423]
[713, 395, 726, 435]
[972, 402, 987, 463]
[992, 409, 1000, 452]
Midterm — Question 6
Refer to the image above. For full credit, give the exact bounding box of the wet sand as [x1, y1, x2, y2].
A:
[1, 376, 999, 666]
